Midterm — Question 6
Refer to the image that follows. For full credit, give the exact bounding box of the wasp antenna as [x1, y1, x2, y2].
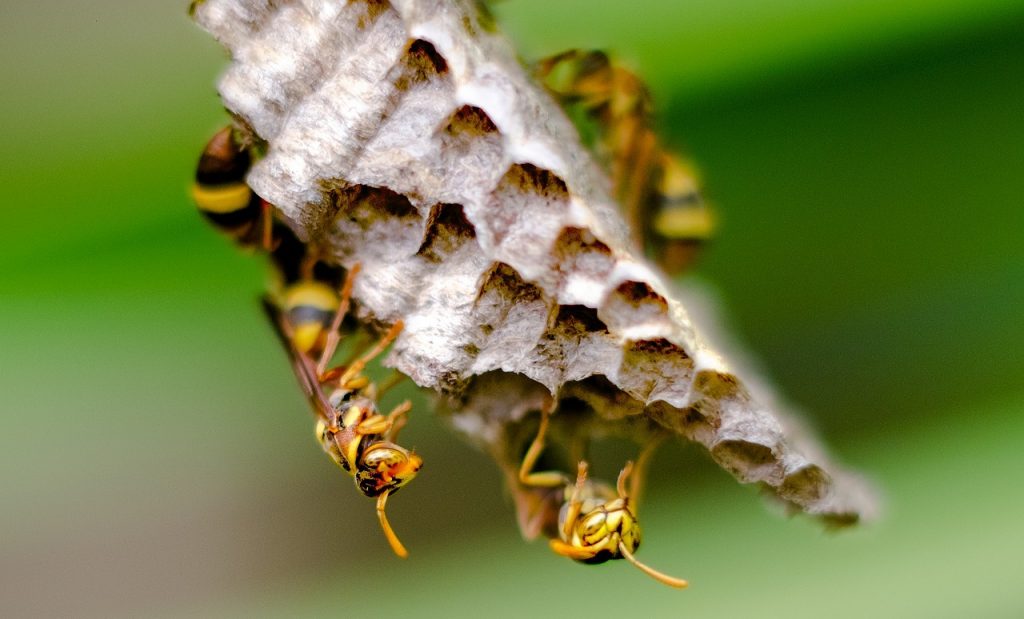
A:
[559, 461, 589, 539]
[518, 401, 568, 489]
[518, 402, 551, 484]
[384, 400, 412, 442]
[618, 541, 688, 589]
[299, 251, 318, 282]
[616, 461, 634, 500]
[379, 319, 404, 347]
[376, 490, 409, 559]
[260, 201, 275, 251]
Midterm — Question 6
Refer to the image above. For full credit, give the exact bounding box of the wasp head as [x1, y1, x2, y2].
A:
[558, 489, 641, 564]
[355, 442, 423, 497]
[549, 462, 687, 588]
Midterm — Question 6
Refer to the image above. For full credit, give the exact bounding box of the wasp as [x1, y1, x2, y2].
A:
[263, 264, 422, 558]
[192, 122, 353, 356]
[536, 50, 715, 275]
[191, 124, 276, 250]
[194, 121, 420, 555]
[516, 400, 688, 588]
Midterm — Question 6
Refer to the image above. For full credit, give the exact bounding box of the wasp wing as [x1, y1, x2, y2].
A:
[261, 296, 336, 422]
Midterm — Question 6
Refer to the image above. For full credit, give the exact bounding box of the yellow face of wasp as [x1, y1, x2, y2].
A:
[560, 496, 642, 564]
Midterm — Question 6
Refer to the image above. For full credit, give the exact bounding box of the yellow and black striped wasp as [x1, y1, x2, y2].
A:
[191, 125, 278, 251]
[263, 264, 422, 558]
[515, 400, 688, 588]
[192, 125, 421, 557]
[536, 49, 715, 275]
[193, 123, 353, 358]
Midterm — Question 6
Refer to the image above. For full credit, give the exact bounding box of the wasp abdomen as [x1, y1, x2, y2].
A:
[282, 280, 339, 356]
[192, 126, 262, 241]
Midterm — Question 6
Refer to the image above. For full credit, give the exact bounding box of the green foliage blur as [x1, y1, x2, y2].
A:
[2, 1, 1022, 616]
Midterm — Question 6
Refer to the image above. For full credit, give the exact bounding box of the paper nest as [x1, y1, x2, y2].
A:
[193, 0, 877, 525]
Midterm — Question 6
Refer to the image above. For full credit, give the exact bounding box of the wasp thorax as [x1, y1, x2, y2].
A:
[355, 443, 423, 497]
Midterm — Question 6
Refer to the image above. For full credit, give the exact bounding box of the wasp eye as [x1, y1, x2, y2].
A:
[620, 521, 641, 553]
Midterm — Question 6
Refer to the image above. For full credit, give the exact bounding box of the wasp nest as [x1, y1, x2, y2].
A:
[193, 0, 876, 525]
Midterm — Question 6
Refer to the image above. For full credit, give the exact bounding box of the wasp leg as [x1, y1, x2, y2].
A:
[628, 432, 666, 508]
[376, 369, 407, 398]
[560, 460, 589, 539]
[535, 49, 615, 112]
[534, 48, 580, 80]
[259, 200, 275, 251]
[351, 407, 392, 437]
[297, 246, 322, 282]
[566, 429, 589, 472]
[317, 262, 362, 376]
[334, 319, 404, 391]
[615, 460, 635, 501]
[518, 398, 569, 489]
[383, 400, 412, 443]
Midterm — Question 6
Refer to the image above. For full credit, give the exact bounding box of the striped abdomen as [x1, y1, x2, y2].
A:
[282, 279, 339, 356]
[650, 154, 715, 273]
[191, 126, 263, 245]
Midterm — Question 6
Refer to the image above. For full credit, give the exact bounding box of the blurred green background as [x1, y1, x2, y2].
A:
[2, 1, 1023, 616]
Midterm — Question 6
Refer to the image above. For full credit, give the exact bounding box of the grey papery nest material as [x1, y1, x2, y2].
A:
[193, 0, 877, 525]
